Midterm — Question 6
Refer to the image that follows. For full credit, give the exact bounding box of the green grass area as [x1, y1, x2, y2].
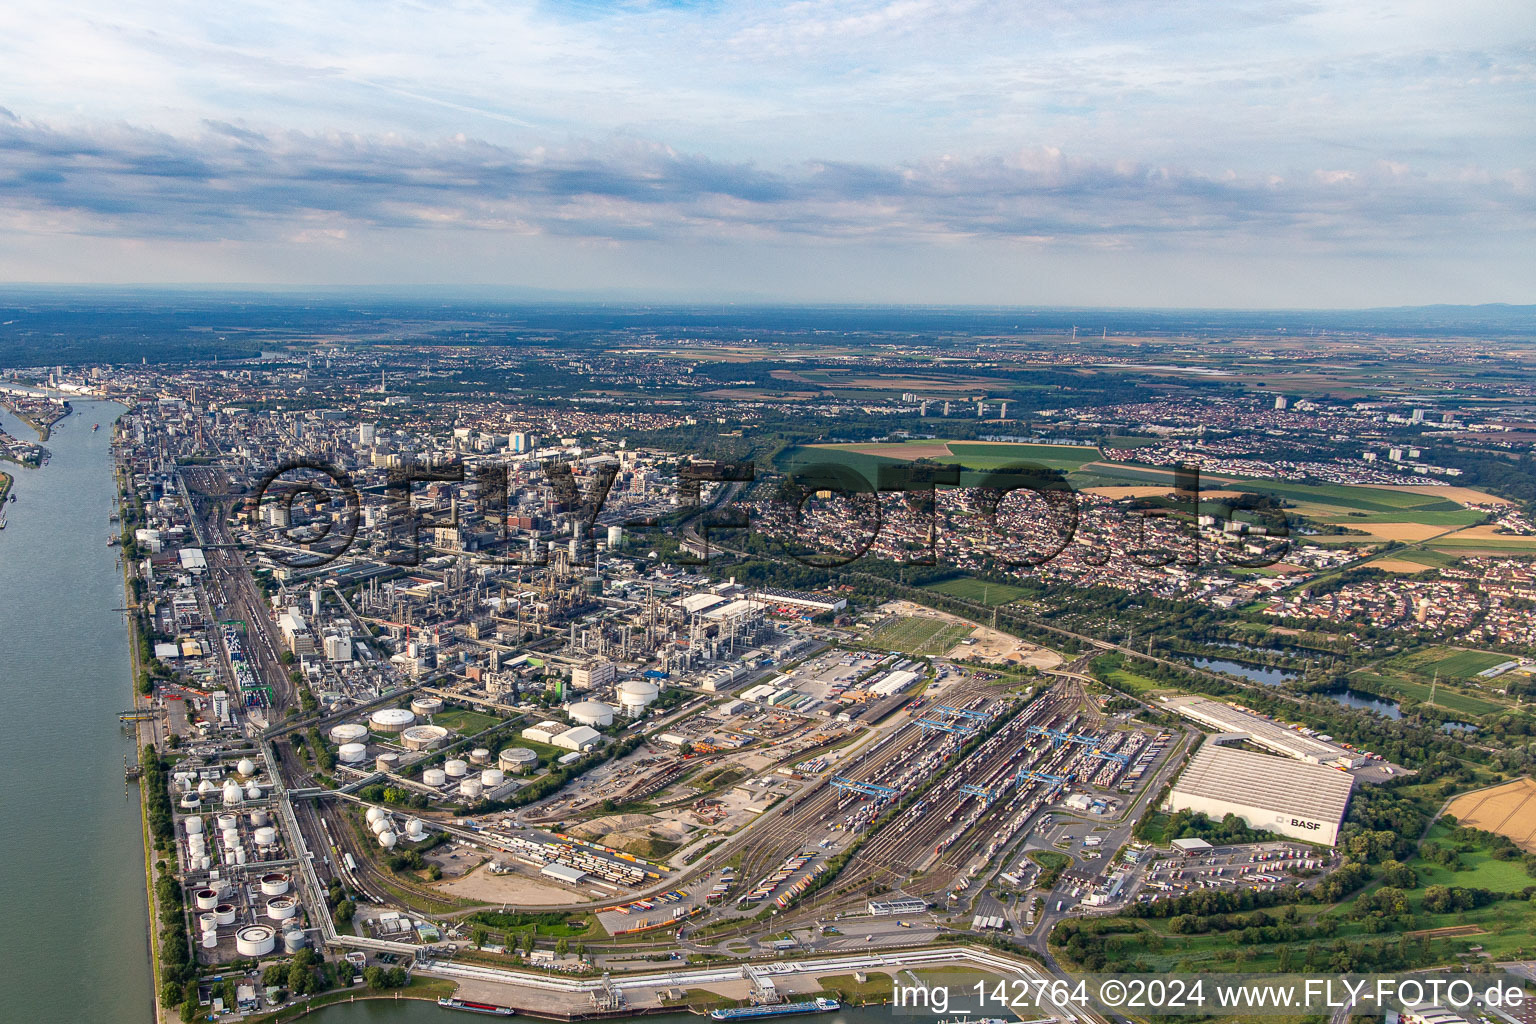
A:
[865, 615, 975, 655]
[922, 575, 1034, 606]
[1431, 535, 1536, 551]
[1409, 821, 1536, 894]
[942, 442, 1101, 472]
[817, 972, 894, 1002]
[1351, 672, 1506, 718]
[1380, 548, 1461, 568]
[1390, 647, 1516, 680]
[1090, 653, 1164, 694]
[431, 708, 501, 734]
[1314, 509, 1484, 527]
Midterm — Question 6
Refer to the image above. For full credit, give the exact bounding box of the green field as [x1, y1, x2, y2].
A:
[1378, 548, 1461, 568]
[431, 708, 501, 735]
[923, 575, 1033, 606]
[1350, 672, 1505, 718]
[865, 615, 974, 655]
[1410, 821, 1536, 894]
[1314, 509, 1484, 527]
[1386, 647, 1514, 680]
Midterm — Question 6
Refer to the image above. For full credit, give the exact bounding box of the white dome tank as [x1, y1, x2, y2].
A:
[378, 830, 397, 848]
[337, 742, 367, 764]
[365, 806, 388, 825]
[198, 780, 216, 797]
[370, 815, 391, 834]
[369, 707, 415, 732]
[283, 928, 307, 954]
[221, 781, 243, 806]
[222, 827, 239, 846]
[245, 782, 262, 800]
[422, 768, 446, 787]
[406, 818, 425, 840]
[481, 768, 505, 788]
[179, 792, 201, 809]
[328, 722, 368, 744]
[458, 778, 483, 800]
[567, 700, 615, 727]
[616, 679, 660, 714]
[201, 930, 218, 949]
[237, 757, 257, 777]
[236, 925, 276, 957]
[443, 759, 467, 778]
[235, 848, 248, 866]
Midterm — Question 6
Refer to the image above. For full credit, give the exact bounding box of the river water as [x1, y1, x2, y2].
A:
[0, 399, 156, 1024]
[0, 399, 908, 1024]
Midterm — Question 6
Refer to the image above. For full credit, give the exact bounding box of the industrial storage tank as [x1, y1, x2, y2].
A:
[260, 873, 290, 896]
[410, 696, 443, 717]
[221, 781, 244, 806]
[378, 830, 397, 848]
[422, 767, 447, 787]
[567, 700, 615, 727]
[365, 806, 388, 826]
[194, 888, 219, 911]
[222, 827, 240, 847]
[498, 747, 538, 772]
[215, 903, 237, 926]
[266, 897, 297, 921]
[197, 779, 217, 798]
[328, 722, 368, 744]
[185, 817, 204, 836]
[443, 759, 468, 778]
[236, 925, 276, 957]
[179, 792, 201, 809]
[458, 778, 483, 800]
[249, 808, 270, 827]
[480, 768, 505, 788]
[405, 818, 425, 840]
[283, 928, 307, 954]
[400, 725, 449, 751]
[616, 679, 660, 715]
[337, 742, 367, 764]
[216, 813, 238, 831]
[376, 752, 400, 773]
[236, 757, 257, 777]
[469, 747, 490, 764]
[253, 826, 278, 847]
[369, 815, 391, 835]
[245, 782, 262, 800]
[369, 707, 415, 732]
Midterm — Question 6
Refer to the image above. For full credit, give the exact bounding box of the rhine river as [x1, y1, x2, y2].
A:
[0, 399, 897, 1024]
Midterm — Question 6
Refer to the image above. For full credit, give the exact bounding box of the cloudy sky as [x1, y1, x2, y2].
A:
[0, 0, 1531, 305]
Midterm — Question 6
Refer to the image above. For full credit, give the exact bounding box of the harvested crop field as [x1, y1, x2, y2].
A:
[1446, 778, 1536, 853]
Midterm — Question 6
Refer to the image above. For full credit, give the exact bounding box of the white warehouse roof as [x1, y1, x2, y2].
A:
[1170, 744, 1354, 845]
[540, 863, 587, 885]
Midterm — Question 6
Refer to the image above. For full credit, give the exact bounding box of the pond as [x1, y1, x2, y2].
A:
[1324, 689, 1403, 719]
[1187, 656, 1303, 687]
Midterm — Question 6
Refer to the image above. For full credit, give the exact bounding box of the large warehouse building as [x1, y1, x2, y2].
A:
[1168, 743, 1356, 845]
[1161, 695, 1367, 769]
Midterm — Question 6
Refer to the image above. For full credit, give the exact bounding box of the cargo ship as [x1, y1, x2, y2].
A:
[711, 997, 839, 1020]
[437, 996, 516, 1016]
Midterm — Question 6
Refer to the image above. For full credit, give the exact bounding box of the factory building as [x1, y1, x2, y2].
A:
[1160, 694, 1367, 768]
[552, 725, 604, 752]
[571, 658, 616, 690]
[1168, 744, 1355, 846]
[749, 587, 847, 613]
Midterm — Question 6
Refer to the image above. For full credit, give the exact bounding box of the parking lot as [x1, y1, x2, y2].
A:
[1131, 840, 1330, 899]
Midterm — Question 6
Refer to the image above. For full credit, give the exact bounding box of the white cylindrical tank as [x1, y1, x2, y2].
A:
[260, 873, 290, 896]
[266, 897, 297, 921]
[608, 525, 623, 547]
[443, 759, 468, 778]
[567, 700, 615, 727]
[234, 848, 248, 866]
[201, 930, 218, 949]
[470, 747, 490, 764]
[459, 778, 483, 800]
[480, 768, 505, 788]
[406, 818, 425, 840]
[337, 742, 367, 764]
[369, 707, 415, 732]
[498, 747, 538, 772]
[194, 888, 219, 911]
[237, 757, 257, 777]
[410, 697, 443, 717]
[185, 817, 204, 836]
[199, 913, 217, 932]
[401, 725, 449, 751]
[199, 855, 211, 871]
[253, 826, 277, 847]
[378, 830, 397, 848]
[221, 781, 243, 806]
[376, 753, 400, 773]
[329, 722, 368, 744]
[215, 904, 236, 926]
[179, 792, 201, 809]
[216, 813, 237, 830]
[221, 827, 239, 847]
[250, 808, 270, 827]
[422, 768, 446, 787]
[236, 925, 276, 957]
[283, 928, 307, 954]
[616, 679, 660, 714]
